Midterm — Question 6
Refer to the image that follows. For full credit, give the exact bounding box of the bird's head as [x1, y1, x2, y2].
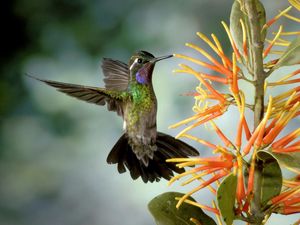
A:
[129, 50, 172, 85]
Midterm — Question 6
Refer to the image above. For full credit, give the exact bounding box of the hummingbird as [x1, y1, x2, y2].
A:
[29, 50, 199, 183]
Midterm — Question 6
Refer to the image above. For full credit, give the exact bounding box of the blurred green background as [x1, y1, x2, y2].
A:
[1, 1, 299, 225]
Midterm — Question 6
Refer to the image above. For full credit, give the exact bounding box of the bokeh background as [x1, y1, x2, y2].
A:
[1, 1, 299, 225]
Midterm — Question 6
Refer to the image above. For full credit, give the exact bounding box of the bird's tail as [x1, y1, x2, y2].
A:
[106, 132, 199, 183]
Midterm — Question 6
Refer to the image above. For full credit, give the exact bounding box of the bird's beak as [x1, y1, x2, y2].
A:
[150, 54, 173, 63]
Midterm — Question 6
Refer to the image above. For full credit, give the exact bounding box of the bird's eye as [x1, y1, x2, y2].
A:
[137, 58, 143, 64]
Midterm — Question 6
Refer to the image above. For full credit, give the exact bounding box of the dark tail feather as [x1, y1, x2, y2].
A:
[106, 133, 199, 183]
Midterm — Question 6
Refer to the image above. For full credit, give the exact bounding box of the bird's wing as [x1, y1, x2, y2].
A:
[29, 75, 129, 116]
[101, 58, 130, 91]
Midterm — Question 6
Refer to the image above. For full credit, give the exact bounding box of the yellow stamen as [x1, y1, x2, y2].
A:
[211, 34, 225, 59]
[175, 197, 220, 215]
[269, 50, 285, 55]
[268, 79, 300, 86]
[175, 111, 223, 138]
[277, 37, 291, 44]
[181, 133, 217, 149]
[199, 177, 217, 194]
[256, 96, 273, 147]
[284, 13, 300, 23]
[167, 168, 199, 186]
[265, 39, 290, 47]
[174, 54, 225, 75]
[240, 19, 248, 60]
[284, 166, 300, 174]
[221, 21, 241, 61]
[212, 200, 223, 225]
[169, 113, 201, 129]
[280, 31, 300, 36]
[264, 102, 300, 144]
[289, 0, 300, 10]
[236, 92, 245, 148]
[185, 43, 232, 77]
[262, 6, 292, 30]
[176, 161, 201, 168]
[181, 170, 218, 186]
[278, 69, 300, 83]
[166, 158, 200, 163]
[263, 25, 283, 58]
[197, 32, 231, 68]
[273, 88, 298, 102]
[175, 172, 226, 208]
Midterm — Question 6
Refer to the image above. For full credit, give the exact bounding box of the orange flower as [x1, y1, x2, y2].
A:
[167, 150, 236, 208]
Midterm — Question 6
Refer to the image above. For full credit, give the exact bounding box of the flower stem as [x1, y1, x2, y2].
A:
[244, 0, 267, 224]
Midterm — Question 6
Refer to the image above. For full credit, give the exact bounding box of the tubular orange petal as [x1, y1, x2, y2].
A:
[176, 110, 223, 138]
[263, 102, 300, 144]
[231, 53, 239, 94]
[271, 186, 300, 205]
[280, 206, 300, 215]
[272, 128, 300, 148]
[210, 121, 233, 147]
[242, 117, 251, 140]
[247, 151, 257, 195]
[236, 155, 246, 206]
[243, 123, 262, 156]
[176, 170, 229, 208]
[186, 43, 233, 78]
[273, 146, 300, 153]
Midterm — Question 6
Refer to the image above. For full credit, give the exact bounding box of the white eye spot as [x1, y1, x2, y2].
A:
[129, 58, 143, 70]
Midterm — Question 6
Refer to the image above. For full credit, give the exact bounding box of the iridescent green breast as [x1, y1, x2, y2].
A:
[127, 83, 154, 125]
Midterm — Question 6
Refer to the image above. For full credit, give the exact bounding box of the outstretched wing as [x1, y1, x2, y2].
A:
[101, 58, 129, 91]
[28, 75, 128, 116]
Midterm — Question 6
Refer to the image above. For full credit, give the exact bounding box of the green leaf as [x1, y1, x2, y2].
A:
[230, 0, 266, 53]
[230, 0, 244, 51]
[148, 192, 216, 225]
[217, 173, 237, 225]
[264, 151, 300, 169]
[257, 151, 282, 205]
[274, 36, 300, 68]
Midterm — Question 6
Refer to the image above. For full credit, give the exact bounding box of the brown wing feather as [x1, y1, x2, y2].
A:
[28, 75, 126, 115]
[101, 58, 129, 91]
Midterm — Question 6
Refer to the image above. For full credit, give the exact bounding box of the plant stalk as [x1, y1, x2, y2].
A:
[244, 0, 267, 224]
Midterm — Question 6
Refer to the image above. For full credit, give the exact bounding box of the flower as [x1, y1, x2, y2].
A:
[166, 1, 300, 222]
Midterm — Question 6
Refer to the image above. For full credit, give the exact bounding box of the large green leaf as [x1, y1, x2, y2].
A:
[148, 192, 216, 225]
[217, 173, 237, 225]
[257, 151, 282, 205]
[265, 151, 300, 169]
[274, 36, 300, 68]
[230, 0, 266, 53]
